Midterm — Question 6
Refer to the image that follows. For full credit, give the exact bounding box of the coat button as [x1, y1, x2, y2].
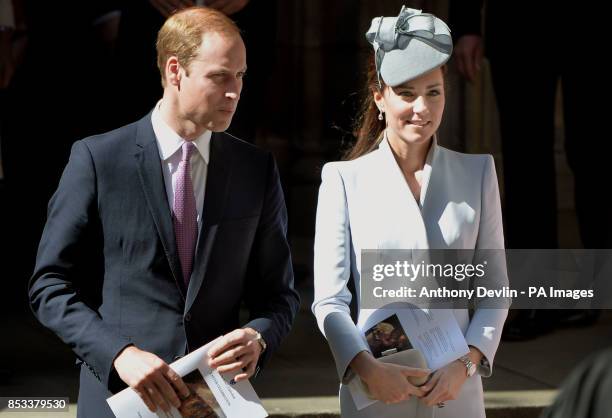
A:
[184, 313, 192, 322]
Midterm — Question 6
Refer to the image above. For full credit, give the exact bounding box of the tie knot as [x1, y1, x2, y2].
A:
[181, 141, 196, 162]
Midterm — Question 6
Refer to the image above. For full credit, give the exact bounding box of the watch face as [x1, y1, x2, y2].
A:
[468, 363, 477, 377]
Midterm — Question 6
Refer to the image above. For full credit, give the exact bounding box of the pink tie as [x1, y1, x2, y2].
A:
[173, 142, 198, 287]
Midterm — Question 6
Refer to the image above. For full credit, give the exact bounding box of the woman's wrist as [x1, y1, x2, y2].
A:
[350, 351, 380, 381]
[468, 345, 484, 365]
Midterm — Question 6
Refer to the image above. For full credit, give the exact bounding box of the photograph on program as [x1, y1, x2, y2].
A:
[178, 370, 225, 418]
[364, 314, 412, 358]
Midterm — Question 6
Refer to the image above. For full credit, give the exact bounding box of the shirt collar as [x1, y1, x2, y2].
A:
[151, 100, 211, 164]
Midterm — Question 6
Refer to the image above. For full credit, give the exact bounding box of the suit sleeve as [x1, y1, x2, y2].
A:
[312, 163, 370, 383]
[28, 140, 132, 390]
[465, 155, 509, 377]
[243, 153, 300, 369]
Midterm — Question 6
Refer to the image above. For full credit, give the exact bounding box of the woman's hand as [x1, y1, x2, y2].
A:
[420, 360, 467, 407]
[420, 346, 483, 407]
[350, 351, 430, 404]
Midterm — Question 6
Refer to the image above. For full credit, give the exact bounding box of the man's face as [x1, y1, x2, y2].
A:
[177, 31, 247, 132]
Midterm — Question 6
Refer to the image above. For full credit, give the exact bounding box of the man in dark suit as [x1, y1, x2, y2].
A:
[28, 7, 299, 417]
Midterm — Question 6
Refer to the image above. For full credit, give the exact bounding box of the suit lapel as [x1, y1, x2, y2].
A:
[185, 132, 233, 312]
[133, 113, 185, 298]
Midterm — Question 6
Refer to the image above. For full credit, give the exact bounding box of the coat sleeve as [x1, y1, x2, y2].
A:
[243, 152, 300, 370]
[312, 163, 370, 383]
[28, 140, 132, 391]
[465, 155, 509, 377]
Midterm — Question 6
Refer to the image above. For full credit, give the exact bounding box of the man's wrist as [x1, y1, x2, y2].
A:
[113, 344, 136, 367]
[243, 327, 267, 354]
[253, 331, 267, 353]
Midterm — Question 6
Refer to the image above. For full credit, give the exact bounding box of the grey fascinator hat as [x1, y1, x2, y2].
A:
[365, 6, 453, 87]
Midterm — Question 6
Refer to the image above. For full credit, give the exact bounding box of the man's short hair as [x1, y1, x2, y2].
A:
[156, 7, 241, 88]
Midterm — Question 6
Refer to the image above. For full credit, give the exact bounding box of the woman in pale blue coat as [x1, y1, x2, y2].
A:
[312, 6, 509, 418]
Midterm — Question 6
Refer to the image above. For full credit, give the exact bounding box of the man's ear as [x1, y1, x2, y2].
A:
[165, 56, 182, 87]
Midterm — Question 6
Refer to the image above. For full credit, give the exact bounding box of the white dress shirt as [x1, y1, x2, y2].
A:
[151, 101, 211, 231]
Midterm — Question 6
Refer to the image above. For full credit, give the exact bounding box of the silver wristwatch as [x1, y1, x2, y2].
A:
[254, 332, 267, 353]
[458, 355, 477, 377]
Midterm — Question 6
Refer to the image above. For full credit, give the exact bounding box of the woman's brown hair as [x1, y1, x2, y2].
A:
[344, 56, 385, 161]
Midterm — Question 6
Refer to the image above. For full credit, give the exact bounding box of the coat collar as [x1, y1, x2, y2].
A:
[377, 134, 439, 209]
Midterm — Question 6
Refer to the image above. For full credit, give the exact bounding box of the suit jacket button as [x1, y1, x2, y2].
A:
[184, 313, 192, 322]
[173, 355, 183, 361]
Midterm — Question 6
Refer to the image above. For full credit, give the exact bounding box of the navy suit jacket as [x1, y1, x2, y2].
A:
[28, 113, 300, 417]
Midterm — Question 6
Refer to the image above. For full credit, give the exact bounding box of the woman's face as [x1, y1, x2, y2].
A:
[374, 68, 445, 147]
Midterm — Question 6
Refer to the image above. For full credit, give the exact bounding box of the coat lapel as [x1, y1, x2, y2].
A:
[417, 136, 438, 209]
[133, 113, 185, 298]
[358, 139, 439, 295]
[374, 138, 430, 250]
[185, 132, 233, 313]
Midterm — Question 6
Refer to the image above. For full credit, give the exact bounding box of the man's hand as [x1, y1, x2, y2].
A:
[149, 0, 194, 17]
[206, 0, 250, 15]
[455, 34, 483, 83]
[207, 328, 263, 382]
[113, 346, 190, 413]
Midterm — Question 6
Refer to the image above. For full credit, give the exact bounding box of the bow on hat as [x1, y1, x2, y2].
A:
[365, 6, 452, 85]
